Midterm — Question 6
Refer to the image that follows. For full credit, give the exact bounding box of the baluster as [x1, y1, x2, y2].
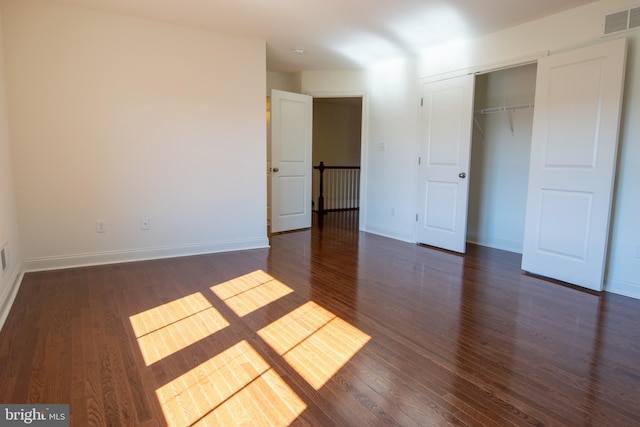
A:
[349, 169, 354, 209]
[318, 161, 325, 228]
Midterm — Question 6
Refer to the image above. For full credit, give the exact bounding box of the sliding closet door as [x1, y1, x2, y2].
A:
[417, 74, 475, 253]
[522, 38, 627, 291]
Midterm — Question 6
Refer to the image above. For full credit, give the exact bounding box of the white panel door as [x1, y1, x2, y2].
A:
[522, 38, 627, 291]
[416, 74, 475, 253]
[270, 90, 313, 233]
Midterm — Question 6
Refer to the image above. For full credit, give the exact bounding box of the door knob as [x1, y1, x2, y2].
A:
[458, 172, 466, 178]
[272, 167, 279, 173]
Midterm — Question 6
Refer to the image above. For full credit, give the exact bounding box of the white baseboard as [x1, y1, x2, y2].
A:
[0, 265, 24, 332]
[605, 276, 640, 300]
[23, 237, 270, 272]
[363, 223, 414, 243]
[467, 233, 523, 254]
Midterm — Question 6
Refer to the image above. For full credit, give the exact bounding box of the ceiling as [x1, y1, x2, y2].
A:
[46, 0, 600, 72]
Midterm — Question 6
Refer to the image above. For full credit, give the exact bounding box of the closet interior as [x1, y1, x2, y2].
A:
[467, 63, 537, 254]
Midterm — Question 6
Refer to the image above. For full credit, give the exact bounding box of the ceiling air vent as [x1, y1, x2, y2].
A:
[630, 6, 640, 29]
[603, 6, 640, 35]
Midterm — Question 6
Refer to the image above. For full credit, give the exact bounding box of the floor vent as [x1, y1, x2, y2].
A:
[603, 6, 640, 35]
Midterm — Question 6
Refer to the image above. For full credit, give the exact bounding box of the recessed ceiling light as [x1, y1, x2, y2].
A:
[293, 48, 305, 54]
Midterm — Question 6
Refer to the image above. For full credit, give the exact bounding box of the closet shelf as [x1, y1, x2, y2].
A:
[473, 103, 534, 136]
[477, 103, 534, 115]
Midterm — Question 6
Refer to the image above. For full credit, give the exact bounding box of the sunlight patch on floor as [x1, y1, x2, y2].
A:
[156, 340, 306, 427]
[211, 270, 294, 317]
[129, 292, 229, 365]
[258, 301, 371, 389]
[136, 271, 371, 425]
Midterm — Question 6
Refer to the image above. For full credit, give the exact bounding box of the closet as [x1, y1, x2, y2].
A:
[417, 36, 627, 291]
[467, 63, 537, 254]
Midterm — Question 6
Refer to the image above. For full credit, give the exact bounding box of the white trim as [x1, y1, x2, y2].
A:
[22, 238, 269, 272]
[605, 276, 640, 300]
[466, 233, 523, 254]
[0, 266, 24, 333]
[419, 50, 548, 83]
[473, 55, 543, 76]
[363, 223, 414, 243]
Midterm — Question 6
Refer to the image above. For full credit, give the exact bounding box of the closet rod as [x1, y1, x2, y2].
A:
[478, 103, 534, 115]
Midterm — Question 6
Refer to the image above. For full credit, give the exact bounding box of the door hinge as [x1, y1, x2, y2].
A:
[418, 156, 421, 165]
[420, 97, 424, 107]
[416, 213, 419, 222]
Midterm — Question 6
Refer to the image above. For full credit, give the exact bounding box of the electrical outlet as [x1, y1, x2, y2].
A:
[140, 217, 150, 230]
[96, 219, 106, 233]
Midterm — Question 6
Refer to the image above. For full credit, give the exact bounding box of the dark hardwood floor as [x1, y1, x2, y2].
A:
[1, 211, 639, 426]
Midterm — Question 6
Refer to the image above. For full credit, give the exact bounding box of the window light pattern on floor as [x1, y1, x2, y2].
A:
[130, 270, 370, 426]
[258, 301, 370, 389]
[211, 270, 294, 317]
[156, 340, 306, 427]
[129, 292, 230, 366]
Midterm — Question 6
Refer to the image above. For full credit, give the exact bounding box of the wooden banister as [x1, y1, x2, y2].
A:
[313, 161, 360, 229]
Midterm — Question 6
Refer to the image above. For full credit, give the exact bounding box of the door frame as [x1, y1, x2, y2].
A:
[306, 91, 369, 231]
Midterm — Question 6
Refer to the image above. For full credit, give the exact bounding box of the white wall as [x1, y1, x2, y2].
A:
[362, 0, 640, 298]
[0, 4, 22, 330]
[2, 0, 268, 270]
[364, 58, 419, 241]
[266, 71, 300, 95]
[301, 70, 368, 95]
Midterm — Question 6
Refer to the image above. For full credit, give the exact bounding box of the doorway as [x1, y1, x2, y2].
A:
[312, 97, 363, 229]
[467, 63, 537, 254]
[268, 92, 366, 234]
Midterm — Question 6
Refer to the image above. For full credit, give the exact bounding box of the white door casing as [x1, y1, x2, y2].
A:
[417, 74, 475, 253]
[270, 90, 313, 233]
[521, 38, 627, 291]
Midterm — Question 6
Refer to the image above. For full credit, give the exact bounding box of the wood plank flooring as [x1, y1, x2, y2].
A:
[1, 211, 639, 426]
